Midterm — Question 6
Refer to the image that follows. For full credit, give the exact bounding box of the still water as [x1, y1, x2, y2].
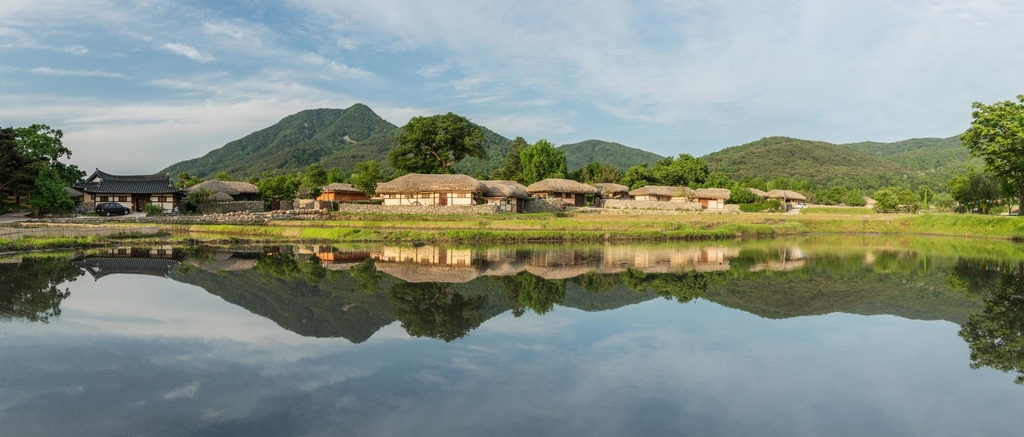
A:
[2, 236, 1022, 436]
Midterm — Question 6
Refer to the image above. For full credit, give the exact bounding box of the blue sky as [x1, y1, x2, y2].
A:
[2, 0, 1023, 174]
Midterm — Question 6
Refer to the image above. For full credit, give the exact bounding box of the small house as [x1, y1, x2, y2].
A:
[767, 189, 808, 210]
[481, 180, 529, 213]
[318, 183, 370, 203]
[748, 188, 769, 199]
[628, 185, 694, 202]
[693, 188, 731, 210]
[187, 180, 260, 202]
[594, 183, 631, 200]
[74, 169, 183, 212]
[375, 174, 485, 206]
[526, 178, 599, 207]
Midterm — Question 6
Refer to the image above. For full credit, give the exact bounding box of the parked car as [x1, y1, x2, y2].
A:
[95, 202, 131, 216]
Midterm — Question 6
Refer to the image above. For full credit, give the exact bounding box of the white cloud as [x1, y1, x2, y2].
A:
[30, 67, 127, 79]
[161, 43, 213, 63]
[473, 113, 577, 138]
[65, 44, 88, 54]
[297, 53, 375, 80]
[162, 380, 200, 400]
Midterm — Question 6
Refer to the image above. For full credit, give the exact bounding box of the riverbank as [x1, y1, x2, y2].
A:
[2, 211, 1022, 252]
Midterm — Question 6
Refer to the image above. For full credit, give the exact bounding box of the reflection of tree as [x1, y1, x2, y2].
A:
[387, 282, 487, 342]
[0, 257, 82, 323]
[572, 272, 622, 294]
[254, 251, 329, 285]
[350, 259, 383, 294]
[958, 267, 1024, 384]
[620, 268, 718, 303]
[496, 272, 566, 317]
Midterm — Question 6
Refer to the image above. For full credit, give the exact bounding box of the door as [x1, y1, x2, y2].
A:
[439, 192, 448, 206]
[134, 196, 147, 212]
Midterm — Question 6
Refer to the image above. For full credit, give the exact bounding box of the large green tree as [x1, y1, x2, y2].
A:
[30, 169, 76, 215]
[350, 160, 383, 197]
[256, 173, 302, 201]
[388, 112, 486, 174]
[961, 95, 1024, 215]
[490, 136, 528, 181]
[573, 161, 622, 184]
[519, 139, 567, 184]
[1, 125, 83, 205]
[651, 154, 709, 187]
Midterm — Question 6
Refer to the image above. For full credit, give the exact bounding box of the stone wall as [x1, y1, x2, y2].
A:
[334, 204, 501, 215]
[603, 199, 703, 211]
[201, 201, 265, 214]
[523, 198, 565, 213]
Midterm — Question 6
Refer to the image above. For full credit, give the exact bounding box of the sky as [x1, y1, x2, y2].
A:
[2, 0, 1023, 174]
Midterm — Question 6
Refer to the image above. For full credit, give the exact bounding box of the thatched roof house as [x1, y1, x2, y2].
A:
[628, 185, 694, 202]
[481, 180, 529, 213]
[526, 178, 599, 207]
[595, 183, 630, 199]
[749, 188, 769, 198]
[767, 189, 808, 210]
[318, 182, 370, 203]
[693, 188, 731, 210]
[375, 174, 486, 206]
[187, 180, 260, 201]
[64, 187, 83, 199]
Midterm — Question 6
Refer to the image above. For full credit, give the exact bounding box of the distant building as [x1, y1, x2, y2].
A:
[375, 174, 485, 206]
[748, 188, 769, 199]
[74, 169, 182, 212]
[628, 185, 693, 202]
[187, 180, 260, 202]
[767, 190, 808, 210]
[594, 183, 631, 200]
[481, 180, 529, 213]
[693, 188, 731, 210]
[526, 178, 599, 207]
[318, 183, 370, 203]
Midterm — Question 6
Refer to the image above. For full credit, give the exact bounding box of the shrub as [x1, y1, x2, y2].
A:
[145, 203, 164, 215]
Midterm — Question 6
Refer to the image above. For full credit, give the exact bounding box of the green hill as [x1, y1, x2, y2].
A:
[558, 139, 663, 171]
[701, 136, 913, 189]
[841, 136, 980, 189]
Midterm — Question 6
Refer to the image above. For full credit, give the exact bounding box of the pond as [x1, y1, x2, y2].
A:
[2, 236, 1023, 436]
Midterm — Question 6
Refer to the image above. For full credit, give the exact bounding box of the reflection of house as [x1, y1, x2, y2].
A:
[371, 245, 481, 283]
[315, 246, 373, 270]
[72, 246, 183, 280]
[628, 185, 693, 202]
[595, 183, 631, 200]
[601, 246, 739, 273]
[317, 183, 370, 203]
[750, 247, 807, 272]
[375, 174, 485, 206]
[526, 178, 599, 207]
[693, 188, 731, 210]
[187, 180, 260, 202]
[481, 180, 529, 213]
[74, 169, 183, 212]
[767, 190, 808, 210]
[190, 252, 259, 272]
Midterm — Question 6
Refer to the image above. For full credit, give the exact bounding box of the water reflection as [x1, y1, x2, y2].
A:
[3, 239, 1024, 385]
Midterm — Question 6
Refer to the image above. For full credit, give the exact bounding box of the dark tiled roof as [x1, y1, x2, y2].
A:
[72, 257, 182, 281]
[74, 169, 181, 194]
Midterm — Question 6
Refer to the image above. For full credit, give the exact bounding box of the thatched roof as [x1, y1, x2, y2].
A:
[375, 174, 486, 194]
[629, 185, 693, 198]
[212, 191, 234, 202]
[595, 183, 630, 196]
[322, 183, 363, 194]
[749, 188, 769, 198]
[526, 178, 599, 194]
[864, 197, 876, 205]
[64, 187, 83, 198]
[481, 180, 530, 199]
[187, 179, 258, 196]
[693, 188, 731, 200]
[767, 189, 807, 201]
[375, 262, 483, 283]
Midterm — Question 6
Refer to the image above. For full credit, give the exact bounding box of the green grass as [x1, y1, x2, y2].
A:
[801, 206, 875, 215]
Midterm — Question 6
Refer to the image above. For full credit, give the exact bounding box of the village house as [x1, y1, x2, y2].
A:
[317, 183, 370, 203]
[628, 185, 694, 202]
[594, 183, 631, 200]
[693, 188, 731, 210]
[767, 189, 808, 210]
[74, 169, 183, 212]
[187, 180, 260, 202]
[481, 180, 530, 213]
[526, 178, 599, 207]
[375, 173, 486, 206]
[748, 188, 769, 199]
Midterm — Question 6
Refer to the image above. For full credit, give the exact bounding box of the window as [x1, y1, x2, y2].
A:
[118, 196, 128, 202]
[158, 196, 167, 202]
[99, 196, 109, 202]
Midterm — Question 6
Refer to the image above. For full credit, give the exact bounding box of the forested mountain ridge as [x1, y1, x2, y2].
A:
[558, 139, 664, 171]
[701, 136, 912, 189]
[842, 136, 979, 189]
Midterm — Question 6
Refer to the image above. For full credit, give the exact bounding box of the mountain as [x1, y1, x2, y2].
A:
[701, 136, 913, 189]
[163, 104, 398, 179]
[842, 136, 979, 188]
[558, 139, 663, 171]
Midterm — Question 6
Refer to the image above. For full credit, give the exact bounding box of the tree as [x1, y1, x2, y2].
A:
[186, 188, 215, 212]
[490, 136, 527, 181]
[304, 164, 328, 199]
[0, 256, 81, 323]
[918, 185, 934, 210]
[845, 189, 867, 207]
[29, 168, 76, 216]
[214, 171, 232, 181]
[256, 173, 301, 201]
[1, 125, 83, 204]
[387, 282, 487, 342]
[897, 189, 920, 213]
[574, 162, 622, 184]
[651, 154, 708, 187]
[958, 266, 1024, 384]
[873, 187, 900, 212]
[701, 171, 732, 189]
[326, 168, 344, 184]
[961, 95, 1024, 217]
[620, 164, 654, 189]
[350, 160, 383, 197]
[388, 112, 486, 174]
[519, 139, 566, 184]
[729, 186, 759, 204]
[174, 172, 203, 189]
[949, 169, 1003, 214]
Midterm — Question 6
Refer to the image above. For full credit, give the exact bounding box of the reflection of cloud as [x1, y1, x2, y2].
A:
[476, 312, 574, 336]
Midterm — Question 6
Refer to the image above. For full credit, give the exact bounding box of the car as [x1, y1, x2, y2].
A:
[95, 202, 131, 216]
